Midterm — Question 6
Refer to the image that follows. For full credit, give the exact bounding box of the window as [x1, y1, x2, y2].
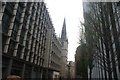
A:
[37, 56, 39, 65]
[2, 34, 7, 51]
[35, 12, 38, 21]
[25, 39, 28, 48]
[31, 5, 35, 16]
[36, 27, 39, 38]
[23, 11, 29, 28]
[8, 39, 16, 55]
[28, 23, 32, 31]
[16, 3, 23, 21]
[34, 41, 37, 53]
[28, 17, 33, 30]
[38, 44, 41, 56]
[11, 21, 19, 40]
[17, 44, 23, 58]
[25, 32, 31, 48]
[24, 48, 28, 60]
[40, 58, 44, 66]
[2, 10, 12, 34]
[33, 25, 36, 36]
[19, 2, 25, 8]
[29, 52, 32, 61]
[26, 2, 31, 12]
[19, 27, 26, 44]
[33, 54, 36, 63]
[117, 1, 120, 6]
[32, 4, 36, 11]
[30, 43, 33, 52]
[30, 37, 35, 50]
[5, 2, 15, 14]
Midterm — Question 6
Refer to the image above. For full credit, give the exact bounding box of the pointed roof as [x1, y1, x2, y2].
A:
[61, 18, 67, 40]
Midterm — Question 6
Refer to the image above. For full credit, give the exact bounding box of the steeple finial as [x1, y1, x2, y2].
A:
[61, 18, 67, 40]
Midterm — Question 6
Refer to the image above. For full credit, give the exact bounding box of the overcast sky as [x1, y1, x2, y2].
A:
[45, 0, 84, 61]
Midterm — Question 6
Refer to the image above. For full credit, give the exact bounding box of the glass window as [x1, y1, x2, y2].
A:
[26, 2, 31, 12]
[31, 6, 35, 17]
[5, 2, 15, 14]
[36, 56, 39, 65]
[16, 3, 23, 21]
[17, 44, 23, 58]
[2, 10, 12, 34]
[35, 12, 38, 21]
[24, 48, 28, 60]
[19, 2, 25, 8]
[19, 27, 26, 44]
[8, 39, 16, 55]
[32, 4, 36, 13]
[28, 17, 33, 30]
[33, 54, 36, 63]
[23, 11, 29, 28]
[117, 1, 120, 6]
[26, 32, 31, 48]
[29, 52, 32, 61]
[11, 21, 19, 40]
[36, 27, 39, 38]
[2, 34, 7, 51]
[30, 37, 34, 50]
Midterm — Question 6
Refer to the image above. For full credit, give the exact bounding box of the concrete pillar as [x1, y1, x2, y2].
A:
[40, 68, 43, 79]
[21, 63, 26, 79]
[7, 58, 13, 76]
[31, 66, 34, 80]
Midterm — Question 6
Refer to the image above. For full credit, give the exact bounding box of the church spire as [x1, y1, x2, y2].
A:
[61, 18, 67, 40]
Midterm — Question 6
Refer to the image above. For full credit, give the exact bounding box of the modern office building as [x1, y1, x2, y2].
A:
[1, 2, 68, 79]
[83, 2, 120, 79]
[2, 2, 51, 79]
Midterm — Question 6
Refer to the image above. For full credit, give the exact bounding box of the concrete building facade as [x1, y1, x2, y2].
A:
[43, 26, 62, 79]
[1, 2, 52, 79]
[1, 2, 68, 79]
[45, 18, 69, 79]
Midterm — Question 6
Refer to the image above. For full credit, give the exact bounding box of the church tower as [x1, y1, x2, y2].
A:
[60, 18, 68, 78]
[61, 18, 68, 50]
